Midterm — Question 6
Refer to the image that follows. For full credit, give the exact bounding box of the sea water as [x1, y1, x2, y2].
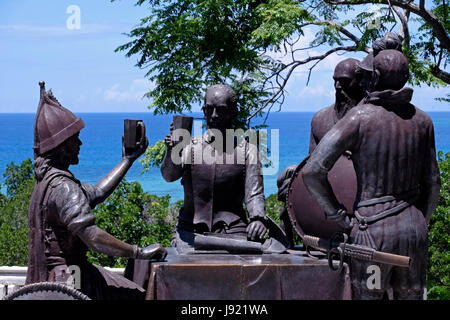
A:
[1, 112, 449, 201]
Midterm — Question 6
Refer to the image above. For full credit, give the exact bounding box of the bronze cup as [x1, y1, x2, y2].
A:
[124, 119, 145, 150]
[172, 115, 193, 144]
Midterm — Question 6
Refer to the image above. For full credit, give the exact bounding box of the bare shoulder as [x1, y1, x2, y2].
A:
[311, 105, 334, 125]
[310, 105, 335, 139]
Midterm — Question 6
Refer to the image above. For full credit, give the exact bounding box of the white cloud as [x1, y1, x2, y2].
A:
[104, 79, 154, 102]
[410, 85, 450, 111]
[298, 84, 334, 99]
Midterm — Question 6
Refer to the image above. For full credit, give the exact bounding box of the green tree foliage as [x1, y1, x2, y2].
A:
[1, 155, 449, 301]
[0, 159, 35, 266]
[115, 0, 300, 119]
[140, 139, 167, 172]
[265, 193, 302, 245]
[3, 159, 33, 198]
[87, 179, 181, 267]
[116, 0, 449, 121]
[412, 0, 450, 86]
[117, 0, 449, 170]
[427, 151, 450, 300]
[264, 194, 284, 224]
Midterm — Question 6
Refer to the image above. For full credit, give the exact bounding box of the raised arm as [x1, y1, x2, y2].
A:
[160, 122, 184, 182]
[93, 129, 149, 206]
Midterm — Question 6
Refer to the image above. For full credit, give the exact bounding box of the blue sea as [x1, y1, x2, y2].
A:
[1, 112, 449, 201]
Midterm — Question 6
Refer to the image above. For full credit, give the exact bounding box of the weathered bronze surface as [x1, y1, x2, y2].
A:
[287, 156, 357, 238]
[4, 282, 91, 300]
[279, 34, 407, 243]
[302, 234, 410, 270]
[27, 82, 167, 300]
[302, 50, 441, 299]
[126, 248, 351, 300]
[278, 58, 362, 242]
[161, 84, 287, 253]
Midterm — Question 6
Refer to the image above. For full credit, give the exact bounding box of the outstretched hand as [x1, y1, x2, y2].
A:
[137, 243, 168, 261]
[246, 220, 267, 241]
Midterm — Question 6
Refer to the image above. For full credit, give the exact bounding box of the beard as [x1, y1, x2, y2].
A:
[335, 89, 360, 120]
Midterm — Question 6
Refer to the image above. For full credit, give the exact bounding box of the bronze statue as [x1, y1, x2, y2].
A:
[26, 82, 167, 300]
[278, 33, 405, 246]
[302, 50, 441, 299]
[277, 58, 364, 246]
[357, 32, 403, 95]
[309, 58, 365, 153]
[161, 84, 286, 254]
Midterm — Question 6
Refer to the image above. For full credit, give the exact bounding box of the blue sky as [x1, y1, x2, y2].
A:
[0, 0, 449, 113]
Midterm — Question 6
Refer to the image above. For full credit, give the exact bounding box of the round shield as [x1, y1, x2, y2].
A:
[286, 154, 357, 239]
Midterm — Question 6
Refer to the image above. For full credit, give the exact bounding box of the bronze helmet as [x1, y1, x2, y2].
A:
[357, 52, 374, 73]
[33, 81, 85, 156]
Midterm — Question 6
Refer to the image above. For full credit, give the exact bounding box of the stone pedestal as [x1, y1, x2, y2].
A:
[125, 248, 351, 300]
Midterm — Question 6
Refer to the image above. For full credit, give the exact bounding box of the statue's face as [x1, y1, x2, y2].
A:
[203, 89, 236, 130]
[60, 133, 82, 165]
[333, 62, 362, 101]
[356, 69, 374, 94]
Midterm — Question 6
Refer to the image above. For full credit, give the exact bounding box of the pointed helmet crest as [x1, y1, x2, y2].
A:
[33, 81, 85, 155]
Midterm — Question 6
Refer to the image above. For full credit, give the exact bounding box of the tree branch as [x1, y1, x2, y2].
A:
[325, 0, 450, 51]
[247, 45, 358, 123]
[431, 65, 450, 83]
[300, 20, 368, 51]
[392, 6, 410, 49]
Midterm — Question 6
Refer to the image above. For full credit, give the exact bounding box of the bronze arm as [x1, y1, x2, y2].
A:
[77, 225, 167, 260]
[94, 158, 133, 204]
[160, 121, 184, 182]
[160, 145, 183, 182]
[93, 125, 149, 205]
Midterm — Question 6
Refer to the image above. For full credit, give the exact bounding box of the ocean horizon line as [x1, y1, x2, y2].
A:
[1, 110, 450, 115]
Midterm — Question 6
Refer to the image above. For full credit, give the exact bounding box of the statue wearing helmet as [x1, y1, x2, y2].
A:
[27, 82, 167, 300]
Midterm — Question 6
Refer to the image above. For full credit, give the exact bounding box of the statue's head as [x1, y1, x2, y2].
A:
[372, 49, 409, 91]
[333, 58, 364, 112]
[46, 132, 82, 166]
[357, 33, 404, 93]
[373, 32, 402, 57]
[203, 84, 238, 131]
[34, 81, 84, 168]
